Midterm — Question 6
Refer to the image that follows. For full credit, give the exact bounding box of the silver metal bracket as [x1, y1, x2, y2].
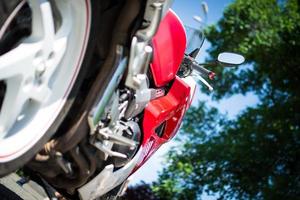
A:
[88, 46, 126, 132]
[92, 119, 137, 160]
[125, 2, 164, 90]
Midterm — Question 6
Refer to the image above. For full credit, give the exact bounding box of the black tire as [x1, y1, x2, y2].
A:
[0, 0, 100, 176]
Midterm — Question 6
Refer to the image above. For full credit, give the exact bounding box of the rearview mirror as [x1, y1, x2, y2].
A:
[217, 52, 245, 66]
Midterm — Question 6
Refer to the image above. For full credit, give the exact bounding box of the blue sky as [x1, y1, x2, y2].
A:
[172, 0, 232, 27]
[130, 0, 259, 194]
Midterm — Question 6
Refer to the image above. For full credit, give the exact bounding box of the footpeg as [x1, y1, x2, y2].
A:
[98, 127, 136, 148]
[92, 120, 141, 163]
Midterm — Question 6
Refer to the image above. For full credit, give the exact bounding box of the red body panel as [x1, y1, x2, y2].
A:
[150, 10, 187, 87]
[131, 10, 191, 172]
[135, 77, 191, 168]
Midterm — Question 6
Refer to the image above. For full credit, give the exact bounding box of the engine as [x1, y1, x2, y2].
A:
[90, 89, 142, 169]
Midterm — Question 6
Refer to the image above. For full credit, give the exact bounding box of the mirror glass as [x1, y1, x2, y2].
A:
[217, 52, 245, 66]
[184, 26, 205, 58]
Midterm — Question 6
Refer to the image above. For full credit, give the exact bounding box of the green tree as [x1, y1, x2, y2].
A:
[154, 0, 300, 199]
[122, 182, 160, 200]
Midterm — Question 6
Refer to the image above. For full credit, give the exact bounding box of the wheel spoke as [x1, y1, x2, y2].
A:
[0, 42, 42, 80]
[27, 0, 55, 56]
[0, 78, 29, 135]
[27, 0, 68, 84]
[43, 36, 68, 83]
[28, 84, 52, 103]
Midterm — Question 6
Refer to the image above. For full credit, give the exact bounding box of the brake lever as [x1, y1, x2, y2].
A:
[179, 55, 215, 91]
[192, 71, 214, 91]
[188, 56, 214, 91]
[191, 60, 215, 80]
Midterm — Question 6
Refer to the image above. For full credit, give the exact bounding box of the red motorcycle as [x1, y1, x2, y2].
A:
[0, 0, 244, 199]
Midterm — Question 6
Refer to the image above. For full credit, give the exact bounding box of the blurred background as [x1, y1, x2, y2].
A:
[124, 0, 300, 199]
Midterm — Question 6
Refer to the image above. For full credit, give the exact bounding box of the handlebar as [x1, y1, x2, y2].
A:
[191, 61, 215, 80]
[178, 55, 215, 91]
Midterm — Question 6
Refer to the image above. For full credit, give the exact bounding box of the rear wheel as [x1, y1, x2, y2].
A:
[0, 0, 97, 176]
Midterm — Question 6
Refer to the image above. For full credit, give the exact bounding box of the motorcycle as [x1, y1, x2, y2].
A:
[0, 0, 244, 199]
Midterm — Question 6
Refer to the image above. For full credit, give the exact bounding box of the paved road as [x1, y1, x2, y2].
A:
[0, 173, 50, 200]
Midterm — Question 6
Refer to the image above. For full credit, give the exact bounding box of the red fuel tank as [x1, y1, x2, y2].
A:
[150, 10, 187, 87]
